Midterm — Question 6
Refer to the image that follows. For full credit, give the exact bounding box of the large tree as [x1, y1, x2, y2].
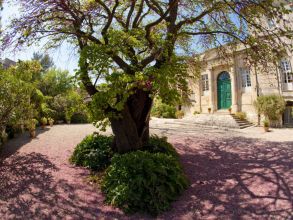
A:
[3, 0, 292, 152]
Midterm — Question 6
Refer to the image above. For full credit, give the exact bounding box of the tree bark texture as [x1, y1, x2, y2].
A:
[110, 89, 152, 153]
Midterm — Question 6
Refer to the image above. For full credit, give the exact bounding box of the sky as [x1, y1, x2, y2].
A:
[1, 2, 78, 74]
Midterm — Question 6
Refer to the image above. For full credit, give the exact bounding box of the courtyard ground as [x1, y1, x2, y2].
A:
[0, 120, 292, 219]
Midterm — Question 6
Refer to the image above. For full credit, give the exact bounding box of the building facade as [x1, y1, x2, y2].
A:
[183, 50, 293, 126]
[183, 2, 293, 126]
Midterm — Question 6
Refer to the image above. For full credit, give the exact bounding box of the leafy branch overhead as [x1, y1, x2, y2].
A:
[5, 1, 292, 87]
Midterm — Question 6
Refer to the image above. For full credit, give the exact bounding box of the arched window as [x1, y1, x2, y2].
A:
[218, 71, 230, 81]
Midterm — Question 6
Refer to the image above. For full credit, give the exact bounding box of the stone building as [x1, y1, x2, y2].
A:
[0, 58, 16, 69]
[183, 2, 293, 127]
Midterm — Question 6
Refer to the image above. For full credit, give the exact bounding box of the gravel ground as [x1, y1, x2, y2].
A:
[0, 122, 292, 220]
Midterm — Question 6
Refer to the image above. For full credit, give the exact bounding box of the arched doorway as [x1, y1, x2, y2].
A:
[217, 71, 232, 110]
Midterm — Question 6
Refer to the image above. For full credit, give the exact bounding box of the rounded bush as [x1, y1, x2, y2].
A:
[235, 112, 247, 120]
[70, 134, 113, 171]
[142, 135, 179, 160]
[175, 110, 184, 119]
[71, 112, 89, 124]
[151, 100, 176, 119]
[102, 151, 188, 216]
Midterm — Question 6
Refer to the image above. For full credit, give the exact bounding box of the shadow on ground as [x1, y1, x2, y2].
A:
[162, 136, 293, 219]
[0, 153, 126, 220]
[0, 128, 50, 161]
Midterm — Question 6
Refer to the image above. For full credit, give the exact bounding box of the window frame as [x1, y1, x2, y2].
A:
[239, 68, 252, 90]
[280, 58, 293, 84]
[201, 74, 209, 94]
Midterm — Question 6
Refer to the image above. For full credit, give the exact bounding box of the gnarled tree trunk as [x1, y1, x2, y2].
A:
[110, 89, 152, 153]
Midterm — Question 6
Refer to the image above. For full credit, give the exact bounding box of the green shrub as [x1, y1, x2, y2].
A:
[263, 119, 270, 127]
[48, 117, 54, 125]
[151, 99, 176, 118]
[175, 110, 184, 119]
[71, 112, 89, 124]
[40, 117, 48, 125]
[70, 134, 113, 171]
[235, 112, 247, 120]
[254, 95, 286, 122]
[26, 119, 38, 131]
[102, 151, 188, 216]
[142, 135, 179, 160]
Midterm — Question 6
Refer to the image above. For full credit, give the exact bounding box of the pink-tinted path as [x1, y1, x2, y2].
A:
[0, 124, 292, 220]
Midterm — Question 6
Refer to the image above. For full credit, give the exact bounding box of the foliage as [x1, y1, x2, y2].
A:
[175, 110, 184, 119]
[50, 95, 68, 121]
[40, 117, 47, 125]
[65, 111, 72, 123]
[193, 111, 200, 115]
[0, 51, 84, 143]
[151, 99, 176, 119]
[48, 118, 54, 125]
[70, 134, 113, 171]
[8, 60, 43, 83]
[71, 112, 89, 124]
[6, 60, 54, 121]
[254, 95, 286, 122]
[102, 151, 188, 216]
[0, 68, 34, 132]
[32, 52, 55, 71]
[25, 119, 38, 131]
[50, 90, 88, 122]
[142, 135, 179, 160]
[235, 112, 247, 120]
[263, 119, 270, 128]
[39, 68, 73, 97]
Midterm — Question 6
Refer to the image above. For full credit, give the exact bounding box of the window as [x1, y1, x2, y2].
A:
[280, 59, 293, 83]
[202, 74, 209, 92]
[239, 68, 251, 88]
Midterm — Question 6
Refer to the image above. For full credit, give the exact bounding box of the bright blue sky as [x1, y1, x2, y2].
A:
[1, 2, 78, 74]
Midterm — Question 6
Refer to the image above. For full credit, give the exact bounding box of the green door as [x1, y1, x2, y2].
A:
[217, 72, 232, 109]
